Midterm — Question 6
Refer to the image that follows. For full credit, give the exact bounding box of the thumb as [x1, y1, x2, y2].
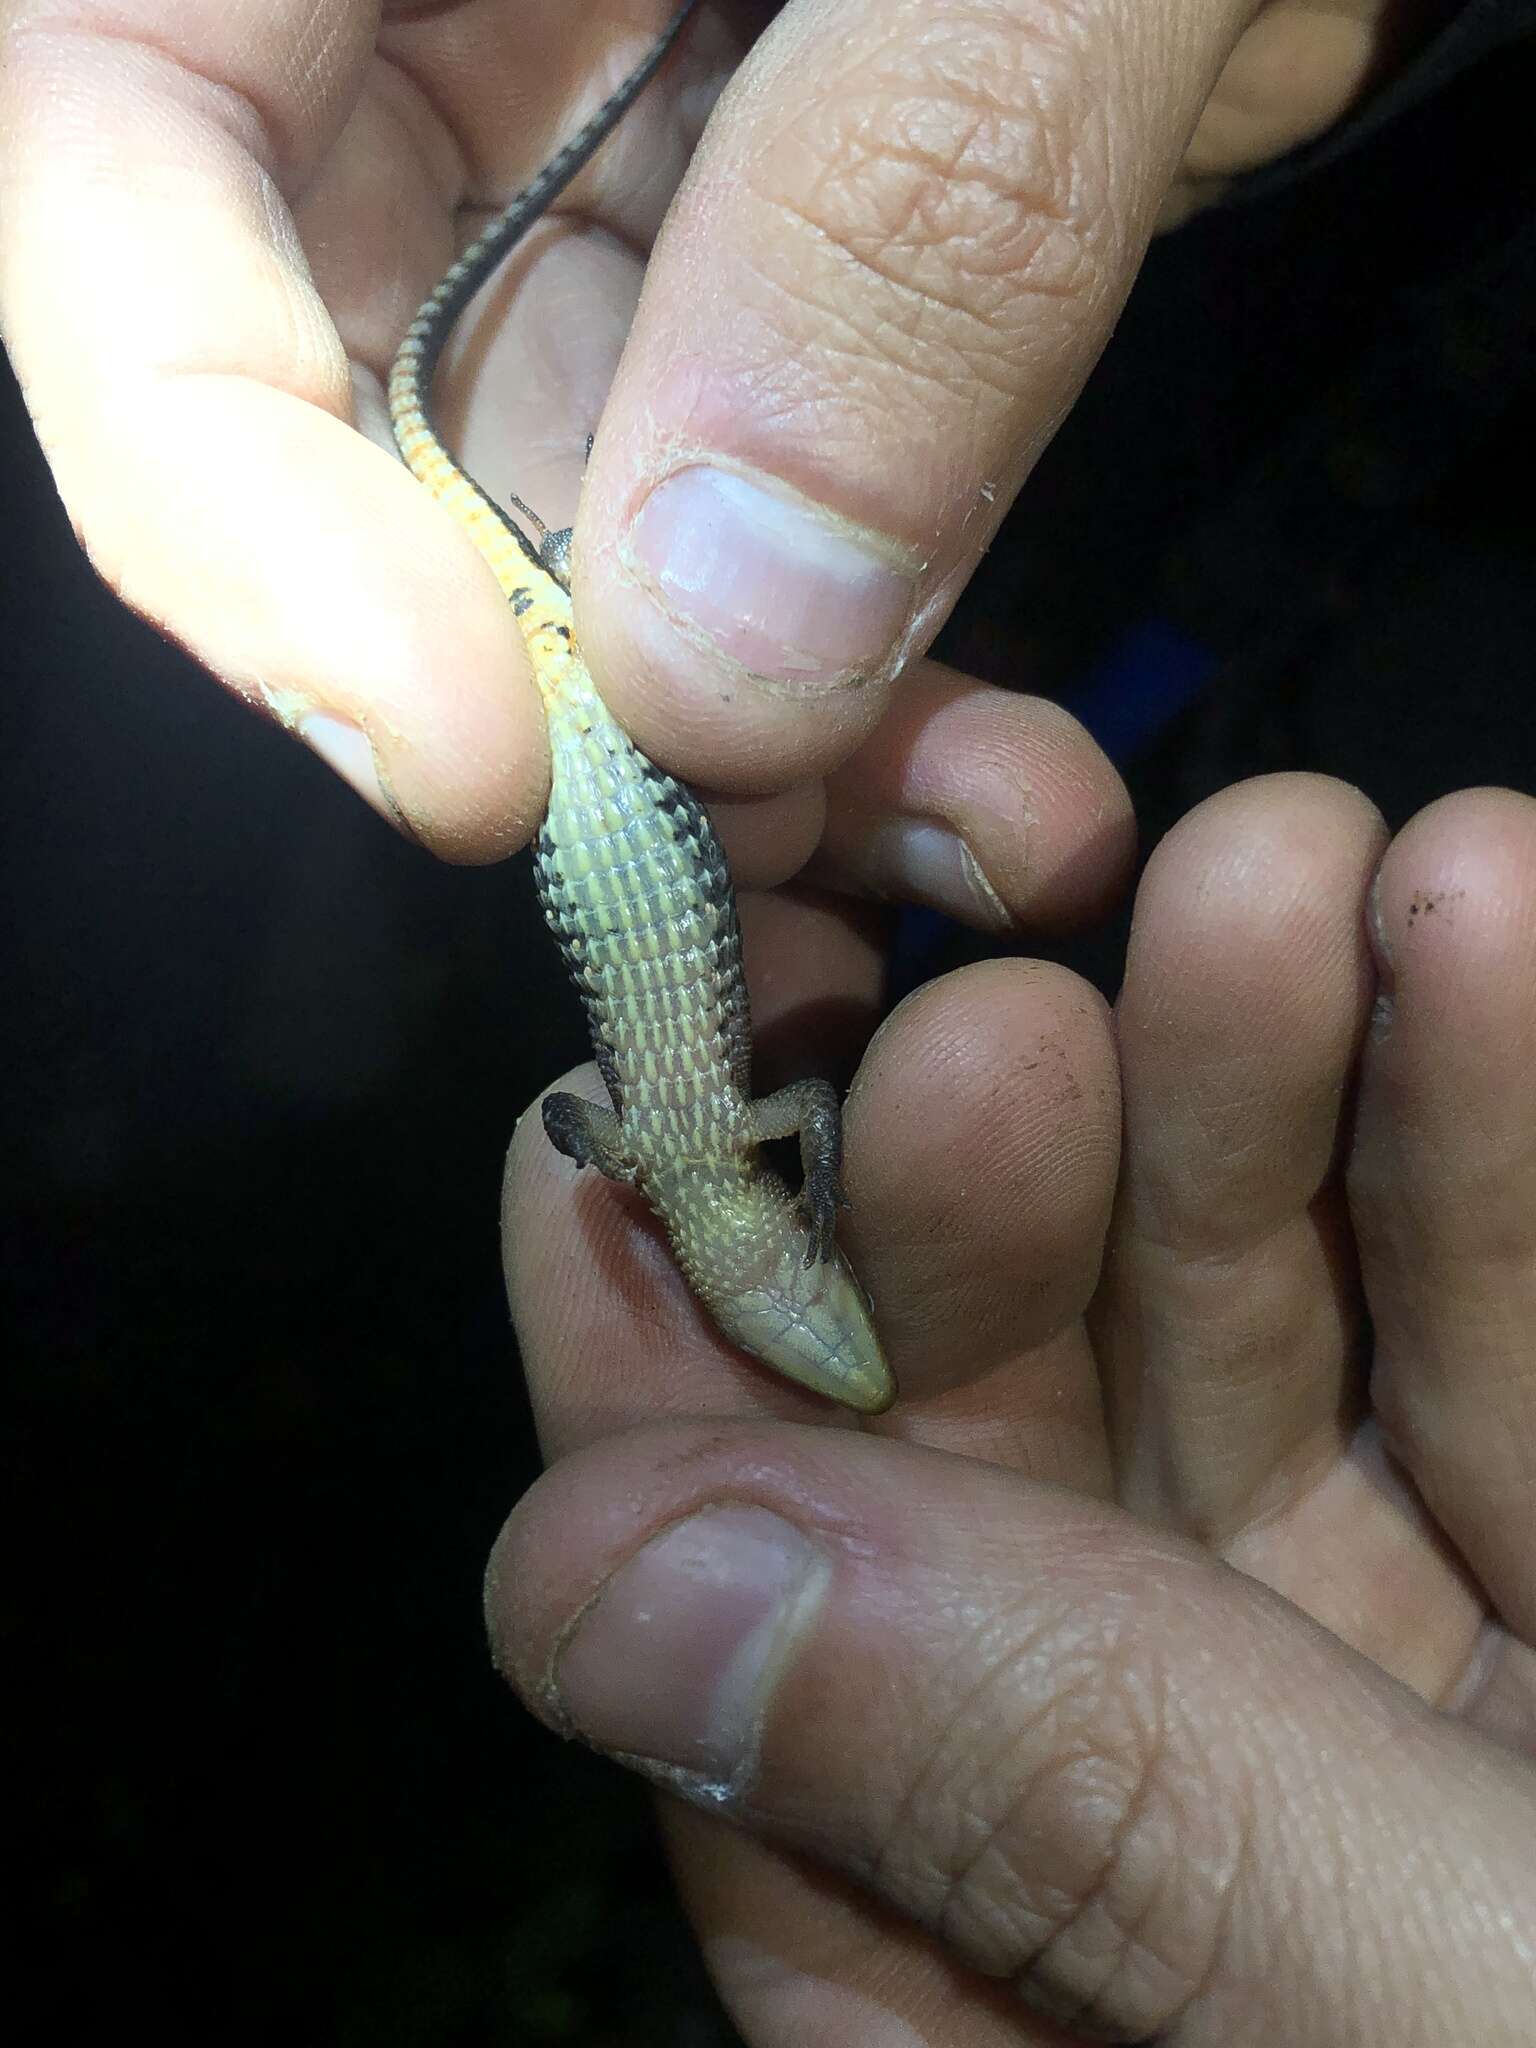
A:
[489, 1423, 1536, 2044]
[578, 0, 1253, 787]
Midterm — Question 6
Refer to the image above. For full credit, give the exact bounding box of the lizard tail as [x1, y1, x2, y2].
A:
[387, 0, 700, 603]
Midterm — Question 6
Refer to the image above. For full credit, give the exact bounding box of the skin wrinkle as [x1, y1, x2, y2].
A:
[948, 1637, 1124, 1920]
[1084, 1697, 1250, 2035]
[502, 1395, 1536, 2031]
[1110, 1296, 1362, 1540]
[867, 1573, 1217, 2023]
[865, 1581, 1092, 1919]
[720, 11, 1123, 421]
[803, 85, 1080, 241]
[999, 1661, 1193, 2028]
[760, 90, 1099, 321]
[369, 49, 470, 226]
[771, 172, 1090, 343]
[1125, 1182, 1335, 1273]
[1030, 1843, 1172, 2033]
[1122, 1114, 1368, 1253]
[869, 0, 1105, 117]
[744, 202, 1040, 421]
[287, 0, 351, 120]
[899, 0, 1092, 125]
[949, 1718, 1146, 1964]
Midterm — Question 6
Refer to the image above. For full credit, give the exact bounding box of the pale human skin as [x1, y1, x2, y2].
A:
[496, 775, 1536, 2044]
[5, 2, 1533, 2042]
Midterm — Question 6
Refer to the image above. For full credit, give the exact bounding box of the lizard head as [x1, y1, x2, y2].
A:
[706, 1240, 895, 1416]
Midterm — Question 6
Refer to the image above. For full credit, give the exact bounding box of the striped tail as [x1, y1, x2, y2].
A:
[387, 1, 699, 605]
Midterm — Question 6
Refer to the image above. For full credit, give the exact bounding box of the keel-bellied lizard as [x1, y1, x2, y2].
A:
[387, 1, 893, 1412]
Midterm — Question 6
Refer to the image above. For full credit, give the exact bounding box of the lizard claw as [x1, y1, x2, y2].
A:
[798, 1171, 851, 1268]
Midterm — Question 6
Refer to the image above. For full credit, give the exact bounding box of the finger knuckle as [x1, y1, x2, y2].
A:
[877, 1591, 1249, 2038]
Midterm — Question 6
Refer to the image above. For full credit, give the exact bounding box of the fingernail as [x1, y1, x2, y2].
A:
[627, 466, 918, 689]
[555, 1506, 830, 1782]
[298, 712, 395, 827]
[847, 818, 1013, 928]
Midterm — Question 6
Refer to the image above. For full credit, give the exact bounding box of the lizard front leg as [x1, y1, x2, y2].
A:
[542, 1093, 640, 1185]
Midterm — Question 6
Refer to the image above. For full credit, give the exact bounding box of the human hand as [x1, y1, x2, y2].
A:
[3, 0, 1401, 895]
[0, 0, 711, 857]
[489, 776, 1536, 2044]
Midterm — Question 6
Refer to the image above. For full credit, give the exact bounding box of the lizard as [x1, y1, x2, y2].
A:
[387, 0, 895, 1414]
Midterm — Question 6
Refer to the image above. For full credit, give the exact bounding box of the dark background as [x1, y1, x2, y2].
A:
[7, 31, 1535, 2047]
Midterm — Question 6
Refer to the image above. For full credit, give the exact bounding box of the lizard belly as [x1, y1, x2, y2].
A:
[535, 679, 751, 1161]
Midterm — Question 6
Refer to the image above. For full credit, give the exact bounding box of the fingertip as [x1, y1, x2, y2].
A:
[738, 888, 886, 1081]
[704, 780, 828, 890]
[818, 666, 1136, 932]
[98, 381, 551, 862]
[1370, 786, 1536, 971]
[1128, 771, 1387, 1006]
[1362, 785, 1536, 1067]
[1115, 772, 1386, 1257]
[849, 957, 1118, 1387]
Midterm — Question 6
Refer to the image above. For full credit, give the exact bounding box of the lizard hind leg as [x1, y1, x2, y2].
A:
[750, 1079, 851, 1267]
[534, 441, 596, 591]
[499, 485, 574, 593]
[542, 1093, 640, 1185]
[538, 524, 573, 589]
